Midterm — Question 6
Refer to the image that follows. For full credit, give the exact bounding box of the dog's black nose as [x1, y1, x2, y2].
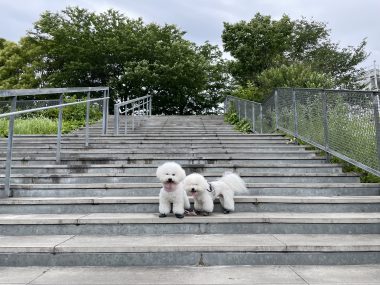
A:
[191, 188, 195, 192]
[168, 178, 173, 182]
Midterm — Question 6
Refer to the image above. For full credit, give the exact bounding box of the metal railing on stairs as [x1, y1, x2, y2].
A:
[225, 88, 380, 177]
[0, 87, 110, 197]
[113, 95, 152, 135]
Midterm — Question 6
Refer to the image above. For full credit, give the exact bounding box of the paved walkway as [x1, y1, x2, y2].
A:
[1, 265, 380, 284]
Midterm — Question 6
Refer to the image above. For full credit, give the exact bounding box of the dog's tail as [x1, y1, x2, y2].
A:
[219, 171, 248, 194]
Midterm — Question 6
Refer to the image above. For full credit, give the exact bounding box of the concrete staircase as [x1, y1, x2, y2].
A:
[0, 115, 380, 274]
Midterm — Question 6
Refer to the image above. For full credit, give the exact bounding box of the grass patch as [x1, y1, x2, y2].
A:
[0, 117, 101, 137]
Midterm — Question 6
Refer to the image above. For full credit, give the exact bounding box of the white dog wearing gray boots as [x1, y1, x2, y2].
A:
[183, 172, 247, 215]
[156, 162, 191, 219]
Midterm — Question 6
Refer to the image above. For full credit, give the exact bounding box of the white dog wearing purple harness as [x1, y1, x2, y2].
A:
[156, 162, 191, 219]
[183, 172, 247, 215]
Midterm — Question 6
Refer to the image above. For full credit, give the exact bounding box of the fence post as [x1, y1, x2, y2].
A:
[260, 104, 263, 134]
[322, 90, 331, 162]
[274, 90, 279, 130]
[102, 89, 108, 135]
[114, 105, 119, 135]
[4, 96, 17, 197]
[373, 92, 380, 168]
[252, 103, 255, 133]
[237, 101, 241, 120]
[56, 93, 64, 163]
[292, 89, 298, 137]
[85, 91, 90, 147]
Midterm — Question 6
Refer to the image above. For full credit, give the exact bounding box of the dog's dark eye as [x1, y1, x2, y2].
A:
[166, 173, 169, 175]
[172, 174, 175, 176]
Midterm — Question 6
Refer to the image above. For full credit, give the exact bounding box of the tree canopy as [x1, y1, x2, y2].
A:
[222, 13, 368, 99]
[0, 7, 227, 114]
[0, 9, 369, 109]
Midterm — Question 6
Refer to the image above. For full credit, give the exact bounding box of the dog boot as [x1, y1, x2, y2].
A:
[159, 213, 167, 218]
[202, 212, 210, 216]
[175, 213, 184, 219]
[223, 209, 230, 214]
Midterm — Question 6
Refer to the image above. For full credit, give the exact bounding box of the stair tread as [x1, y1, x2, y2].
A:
[0, 212, 379, 224]
[1, 265, 380, 285]
[1, 196, 380, 205]
[1, 234, 380, 253]
[5, 182, 380, 189]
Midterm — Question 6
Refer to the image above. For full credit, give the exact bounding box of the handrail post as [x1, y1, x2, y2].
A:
[274, 89, 279, 130]
[244, 101, 247, 120]
[124, 110, 128, 135]
[114, 104, 119, 135]
[292, 89, 298, 137]
[252, 102, 255, 133]
[56, 93, 64, 163]
[322, 90, 331, 162]
[260, 104, 263, 133]
[138, 100, 141, 126]
[85, 91, 90, 147]
[102, 89, 108, 135]
[373, 92, 380, 168]
[132, 107, 135, 131]
[149, 96, 152, 116]
[5, 96, 17, 197]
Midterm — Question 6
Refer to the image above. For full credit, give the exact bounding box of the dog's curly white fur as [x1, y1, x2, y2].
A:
[156, 162, 190, 218]
[183, 172, 247, 214]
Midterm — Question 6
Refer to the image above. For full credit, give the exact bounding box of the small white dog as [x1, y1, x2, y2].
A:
[183, 172, 247, 215]
[156, 162, 191, 219]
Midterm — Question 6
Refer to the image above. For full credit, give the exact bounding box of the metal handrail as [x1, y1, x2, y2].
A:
[0, 87, 110, 197]
[0, 87, 108, 97]
[114, 95, 152, 135]
[225, 88, 380, 178]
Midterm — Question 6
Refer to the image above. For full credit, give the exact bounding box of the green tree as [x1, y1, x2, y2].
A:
[222, 13, 368, 87]
[22, 6, 226, 114]
[256, 63, 335, 100]
[0, 38, 41, 89]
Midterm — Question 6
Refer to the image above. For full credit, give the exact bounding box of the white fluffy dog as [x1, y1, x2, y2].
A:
[156, 162, 191, 219]
[183, 172, 247, 215]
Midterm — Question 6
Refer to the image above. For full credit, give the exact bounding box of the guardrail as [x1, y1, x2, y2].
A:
[114, 95, 152, 135]
[225, 88, 380, 177]
[0, 87, 110, 197]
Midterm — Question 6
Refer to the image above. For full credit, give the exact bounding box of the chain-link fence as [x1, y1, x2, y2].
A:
[225, 88, 380, 177]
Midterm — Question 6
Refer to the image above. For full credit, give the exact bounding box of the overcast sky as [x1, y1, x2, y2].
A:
[0, 0, 379, 68]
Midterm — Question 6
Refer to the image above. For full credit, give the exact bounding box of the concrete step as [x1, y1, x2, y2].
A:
[1, 136, 289, 142]
[7, 183, 379, 197]
[1, 172, 360, 184]
[0, 150, 318, 158]
[3, 164, 343, 175]
[0, 212, 379, 235]
[1, 145, 309, 152]
[1, 234, 380, 266]
[1, 147, 312, 154]
[1, 265, 380, 284]
[0, 157, 328, 166]
[0, 196, 379, 214]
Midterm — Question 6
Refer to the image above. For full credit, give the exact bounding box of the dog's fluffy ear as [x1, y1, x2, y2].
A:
[156, 164, 164, 179]
[177, 166, 186, 181]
